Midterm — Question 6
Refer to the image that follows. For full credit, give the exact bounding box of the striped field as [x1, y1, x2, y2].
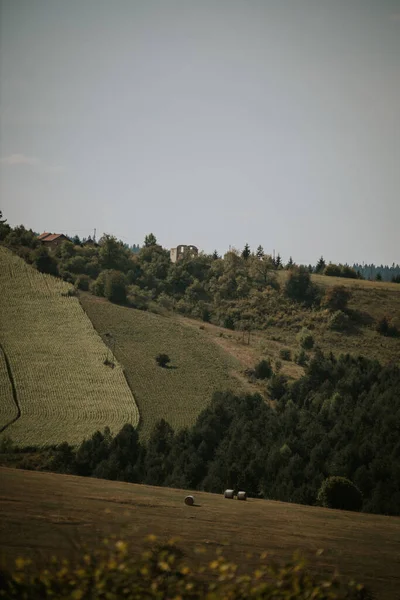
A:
[0, 247, 139, 446]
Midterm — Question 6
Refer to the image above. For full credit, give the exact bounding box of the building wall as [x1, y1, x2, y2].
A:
[170, 245, 198, 263]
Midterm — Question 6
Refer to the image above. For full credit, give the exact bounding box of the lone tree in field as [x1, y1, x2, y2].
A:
[155, 353, 171, 368]
[317, 476, 362, 512]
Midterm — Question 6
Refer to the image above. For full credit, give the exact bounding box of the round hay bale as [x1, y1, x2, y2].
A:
[237, 491, 247, 501]
[184, 495, 195, 506]
[224, 489, 235, 499]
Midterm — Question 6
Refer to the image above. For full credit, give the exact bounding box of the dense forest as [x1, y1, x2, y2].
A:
[4, 351, 399, 517]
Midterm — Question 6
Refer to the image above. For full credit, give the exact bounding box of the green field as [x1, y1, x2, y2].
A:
[0, 248, 139, 446]
[1, 468, 399, 600]
[80, 294, 242, 438]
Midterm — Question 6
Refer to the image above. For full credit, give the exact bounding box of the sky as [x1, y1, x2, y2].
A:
[0, 0, 399, 265]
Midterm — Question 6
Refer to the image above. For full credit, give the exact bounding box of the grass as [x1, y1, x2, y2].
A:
[0, 248, 138, 446]
[0, 346, 17, 432]
[80, 294, 242, 439]
[1, 467, 399, 600]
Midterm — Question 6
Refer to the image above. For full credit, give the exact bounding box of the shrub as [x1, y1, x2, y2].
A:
[75, 274, 91, 291]
[155, 353, 170, 368]
[254, 359, 272, 380]
[31, 246, 58, 276]
[322, 286, 351, 312]
[285, 266, 314, 303]
[295, 349, 308, 366]
[328, 310, 350, 331]
[267, 373, 288, 400]
[297, 327, 314, 349]
[0, 537, 368, 600]
[279, 348, 291, 361]
[376, 316, 398, 337]
[317, 476, 363, 512]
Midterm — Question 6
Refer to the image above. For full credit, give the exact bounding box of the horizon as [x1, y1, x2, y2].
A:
[1, 0, 399, 266]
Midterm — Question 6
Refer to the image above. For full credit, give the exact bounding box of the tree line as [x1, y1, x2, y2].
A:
[4, 351, 399, 517]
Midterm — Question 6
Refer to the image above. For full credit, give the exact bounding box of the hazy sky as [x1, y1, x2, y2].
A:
[1, 0, 399, 264]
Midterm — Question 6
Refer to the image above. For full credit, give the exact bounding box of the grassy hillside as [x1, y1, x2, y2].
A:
[0, 248, 139, 446]
[80, 294, 244, 438]
[1, 468, 399, 600]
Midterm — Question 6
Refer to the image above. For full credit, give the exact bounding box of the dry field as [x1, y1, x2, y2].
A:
[0, 248, 138, 446]
[80, 294, 243, 439]
[0, 468, 399, 599]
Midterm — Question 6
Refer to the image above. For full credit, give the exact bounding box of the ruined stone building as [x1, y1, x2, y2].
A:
[170, 244, 198, 263]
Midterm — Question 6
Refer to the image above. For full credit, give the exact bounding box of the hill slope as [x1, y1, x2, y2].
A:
[0, 248, 139, 446]
[80, 294, 243, 438]
[1, 468, 399, 600]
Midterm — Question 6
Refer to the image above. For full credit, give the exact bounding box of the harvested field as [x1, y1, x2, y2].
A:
[0, 468, 399, 600]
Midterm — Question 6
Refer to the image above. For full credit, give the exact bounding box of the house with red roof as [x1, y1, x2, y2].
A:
[38, 232, 69, 250]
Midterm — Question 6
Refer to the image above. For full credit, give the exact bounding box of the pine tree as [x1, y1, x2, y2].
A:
[315, 256, 326, 274]
[275, 253, 282, 269]
[242, 243, 251, 260]
[212, 250, 219, 260]
[286, 256, 294, 270]
[256, 245, 264, 259]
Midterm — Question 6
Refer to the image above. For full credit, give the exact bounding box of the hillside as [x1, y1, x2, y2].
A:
[1, 468, 399, 600]
[0, 248, 139, 446]
[80, 294, 244, 438]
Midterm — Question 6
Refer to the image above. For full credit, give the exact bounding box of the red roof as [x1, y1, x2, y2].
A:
[38, 233, 67, 242]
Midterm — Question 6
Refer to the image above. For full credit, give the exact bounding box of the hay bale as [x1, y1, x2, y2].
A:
[224, 489, 235, 499]
[237, 491, 247, 501]
[184, 495, 195, 506]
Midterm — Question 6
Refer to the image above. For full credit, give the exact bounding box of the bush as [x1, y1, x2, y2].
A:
[322, 286, 351, 312]
[295, 348, 308, 366]
[376, 316, 398, 337]
[254, 359, 272, 380]
[0, 537, 368, 600]
[75, 274, 91, 291]
[279, 348, 291, 361]
[297, 327, 314, 349]
[155, 353, 170, 368]
[285, 266, 319, 305]
[31, 246, 58, 276]
[267, 373, 288, 400]
[328, 310, 350, 331]
[317, 476, 363, 511]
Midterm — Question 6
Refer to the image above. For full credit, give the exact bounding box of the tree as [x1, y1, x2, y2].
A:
[241, 243, 251, 260]
[285, 256, 294, 269]
[275, 253, 282, 269]
[317, 476, 363, 511]
[0, 210, 10, 241]
[296, 327, 314, 349]
[284, 266, 318, 304]
[144, 233, 157, 247]
[315, 256, 326, 274]
[254, 359, 272, 380]
[376, 272, 382, 281]
[31, 246, 58, 276]
[256, 245, 264, 259]
[212, 250, 219, 260]
[104, 270, 127, 304]
[155, 353, 171, 368]
[99, 234, 130, 271]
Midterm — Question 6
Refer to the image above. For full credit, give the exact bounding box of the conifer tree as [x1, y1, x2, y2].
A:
[242, 243, 251, 260]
